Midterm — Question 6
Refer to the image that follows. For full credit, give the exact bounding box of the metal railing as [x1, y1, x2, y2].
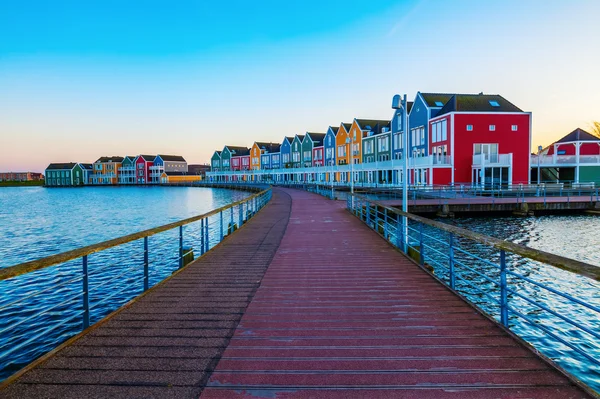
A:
[0, 185, 271, 383]
[346, 193, 600, 393]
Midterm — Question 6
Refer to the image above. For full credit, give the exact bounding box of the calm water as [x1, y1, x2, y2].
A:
[424, 214, 600, 393]
[0, 186, 251, 380]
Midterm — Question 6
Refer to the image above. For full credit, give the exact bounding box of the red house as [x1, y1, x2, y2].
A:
[135, 155, 155, 184]
[312, 146, 324, 167]
[231, 156, 241, 171]
[428, 94, 531, 186]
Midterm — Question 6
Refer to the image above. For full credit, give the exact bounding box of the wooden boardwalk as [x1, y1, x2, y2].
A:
[1, 188, 592, 398]
[201, 189, 590, 398]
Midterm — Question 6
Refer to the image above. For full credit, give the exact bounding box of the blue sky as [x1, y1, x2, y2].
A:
[1, 0, 599, 171]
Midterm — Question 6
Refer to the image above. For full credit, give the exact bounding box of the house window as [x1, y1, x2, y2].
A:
[396, 114, 402, 130]
[512, 125, 518, 131]
[282, 153, 290, 163]
[489, 125, 495, 131]
[467, 125, 473, 131]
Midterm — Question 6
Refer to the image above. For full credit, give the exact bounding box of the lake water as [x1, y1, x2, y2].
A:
[0, 186, 251, 381]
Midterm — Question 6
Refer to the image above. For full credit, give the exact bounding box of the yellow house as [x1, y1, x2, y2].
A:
[334, 123, 352, 181]
[92, 156, 123, 185]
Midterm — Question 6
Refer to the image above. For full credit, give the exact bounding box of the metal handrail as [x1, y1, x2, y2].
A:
[350, 193, 600, 281]
[0, 185, 269, 281]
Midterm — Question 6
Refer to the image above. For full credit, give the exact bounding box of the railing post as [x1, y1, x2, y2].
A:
[82, 255, 90, 330]
[448, 233, 455, 289]
[179, 225, 183, 269]
[205, 216, 209, 253]
[419, 222, 424, 266]
[220, 211, 224, 241]
[143, 237, 149, 291]
[500, 250, 508, 327]
[384, 208, 388, 239]
[200, 218, 205, 255]
[366, 202, 370, 226]
[230, 207, 234, 234]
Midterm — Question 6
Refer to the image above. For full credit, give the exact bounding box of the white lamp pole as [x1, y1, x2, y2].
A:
[392, 94, 409, 251]
[346, 137, 354, 206]
[537, 145, 543, 185]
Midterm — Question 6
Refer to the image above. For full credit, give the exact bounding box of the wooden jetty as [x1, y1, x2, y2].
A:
[0, 188, 592, 398]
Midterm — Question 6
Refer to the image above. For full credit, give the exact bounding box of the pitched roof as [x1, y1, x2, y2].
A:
[79, 163, 93, 170]
[46, 163, 78, 170]
[294, 135, 305, 142]
[329, 126, 339, 134]
[420, 93, 455, 108]
[157, 154, 187, 162]
[556, 128, 600, 143]
[212, 150, 222, 156]
[305, 132, 326, 145]
[354, 119, 391, 134]
[438, 94, 523, 115]
[255, 142, 281, 153]
[95, 156, 124, 163]
[225, 146, 250, 156]
[162, 171, 194, 176]
[188, 164, 211, 174]
[136, 155, 155, 161]
[340, 123, 352, 131]
[407, 101, 414, 113]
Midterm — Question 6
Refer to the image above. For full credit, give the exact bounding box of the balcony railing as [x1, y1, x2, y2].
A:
[531, 154, 600, 166]
[472, 153, 511, 166]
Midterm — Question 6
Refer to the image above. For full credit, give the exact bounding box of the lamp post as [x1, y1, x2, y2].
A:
[537, 145, 543, 185]
[346, 137, 354, 205]
[392, 94, 409, 251]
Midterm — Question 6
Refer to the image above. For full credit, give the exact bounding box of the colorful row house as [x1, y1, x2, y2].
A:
[207, 91, 533, 187]
[46, 154, 200, 186]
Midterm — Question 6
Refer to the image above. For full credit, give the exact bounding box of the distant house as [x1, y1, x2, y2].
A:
[221, 146, 250, 178]
[301, 132, 326, 168]
[536, 128, 600, 184]
[409, 93, 454, 160]
[159, 171, 201, 184]
[151, 155, 188, 183]
[291, 135, 305, 169]
[134, 155, 155, 184]
[91, 156, 124, 185]
[0, 172, 43, 182]
[45, 163, 84, 187]
[211, 151, 222, 172]
[188, 164, 211, 178]
[324, 126, 339, 167]
[252, 142, 281, 171]
[78, 163, 94, 185]
[118, 156, 137, 185]
[280, 137, 294, 168]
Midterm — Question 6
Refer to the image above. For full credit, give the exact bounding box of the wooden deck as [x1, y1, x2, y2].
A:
[1, 188, 592, 398]
[201, 189, 590, 398]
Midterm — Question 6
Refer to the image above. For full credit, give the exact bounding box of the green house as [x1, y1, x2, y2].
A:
[211, 151, 222, 171]
[301, 132, 326, 168]
[45, 163, 84, 187]
[119, 156, 136, 185]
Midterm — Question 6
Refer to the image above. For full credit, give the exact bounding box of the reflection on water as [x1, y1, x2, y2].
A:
[0, 186, 250, 381]
[424, 214, 600, 393]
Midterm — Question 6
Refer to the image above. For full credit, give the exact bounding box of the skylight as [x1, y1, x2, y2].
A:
[435, 101, 443, 107]
[489, 100, 500, 107]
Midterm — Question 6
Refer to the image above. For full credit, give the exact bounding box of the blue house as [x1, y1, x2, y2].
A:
[391, 101, 413, 160]
[324, 126, 338, 167]
[280, 136, 294, 168]
[408, 93, 453, 159]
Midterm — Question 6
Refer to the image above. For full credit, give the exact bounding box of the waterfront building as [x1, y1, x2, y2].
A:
[0, 172, 44, 182]
[211, 151, 222, 172]
[79, 163, 93, 185]
[150, 155, 188, 183]
[206, 91, 532, 187]
[188, 164, 211, 179]
[428, 93, 531, 186]
[534, 128, 600, 185]
[291, 135, 305, 171]
[159, 171, 201, 184]
[280, 137, 294, 169]
[266, 144, 282, 170]
[221, 146, 249, 181]
[118, 156, 137, 185]
[45, 163, 84, 187]
[91, 156, 123, 185]
[134, 155, 155, 184]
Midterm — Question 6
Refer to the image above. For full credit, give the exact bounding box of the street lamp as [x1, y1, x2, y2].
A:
[392, 94, 409, 251]
[346, 137, 354, 205]
[537, 145, 543, 185]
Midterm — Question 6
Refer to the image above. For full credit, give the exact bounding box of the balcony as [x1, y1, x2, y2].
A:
[472, 153, 511, 166]
[531, 154, 600, 166]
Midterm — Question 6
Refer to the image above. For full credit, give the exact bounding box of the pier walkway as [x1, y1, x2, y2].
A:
[2, 189, 591, 398]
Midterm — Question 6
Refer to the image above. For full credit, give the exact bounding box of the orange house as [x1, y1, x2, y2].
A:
[251, 142, 262, 171]
[334, 123, 352, 181]
[92, 156, 123, 185]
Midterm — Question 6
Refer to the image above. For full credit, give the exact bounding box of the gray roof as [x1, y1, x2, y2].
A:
[158, 155, 187, 162]
[95, 156, 125, 163]
[438, 94, 523, 115]
[46, 163, 78, 170]
[420, 93, 455, 108]
[354, 119, 391, 134]
[255, 142, 281, 153]
[136, 155, 155, 161]
[79, 163, 93, 170]
[556, 128, 600, 143]
[305, 132, 326, 145]
[225, 146, 250, 156]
